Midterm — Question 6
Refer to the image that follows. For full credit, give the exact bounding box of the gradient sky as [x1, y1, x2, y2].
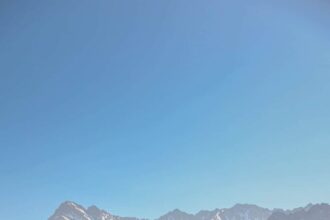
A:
[1, 1, 330, 220]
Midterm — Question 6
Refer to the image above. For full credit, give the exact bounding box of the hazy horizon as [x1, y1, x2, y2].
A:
[1, 1, 330, 220]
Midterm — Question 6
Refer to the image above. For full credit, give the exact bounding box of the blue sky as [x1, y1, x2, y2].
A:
[1, 1, 330, 220]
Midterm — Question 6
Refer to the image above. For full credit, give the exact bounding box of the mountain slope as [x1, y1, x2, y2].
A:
[48, 201, 140, 220]
[268, 204, 330, 220]
[158, 204, 272, 220]
[49, 202, 330, 220]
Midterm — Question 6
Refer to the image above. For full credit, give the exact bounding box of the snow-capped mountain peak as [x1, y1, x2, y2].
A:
[49, 201, 92, 220]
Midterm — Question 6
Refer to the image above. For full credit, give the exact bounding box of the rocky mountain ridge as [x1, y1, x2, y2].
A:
[48, 201, 330, 220]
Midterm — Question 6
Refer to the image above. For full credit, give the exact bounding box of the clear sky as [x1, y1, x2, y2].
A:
[1, 1, 330, 220]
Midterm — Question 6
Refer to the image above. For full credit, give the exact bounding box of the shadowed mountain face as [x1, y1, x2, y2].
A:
[48, 202, 330, 220]
[268, 204, 330, 220]
[158, 204, 271, 220]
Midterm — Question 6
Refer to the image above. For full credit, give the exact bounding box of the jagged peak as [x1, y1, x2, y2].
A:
[231, 203, 264, 209]
[49, 201, 330, 220]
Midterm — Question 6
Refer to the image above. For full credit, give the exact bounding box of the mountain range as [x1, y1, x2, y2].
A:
[48, 201, 330, 220]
